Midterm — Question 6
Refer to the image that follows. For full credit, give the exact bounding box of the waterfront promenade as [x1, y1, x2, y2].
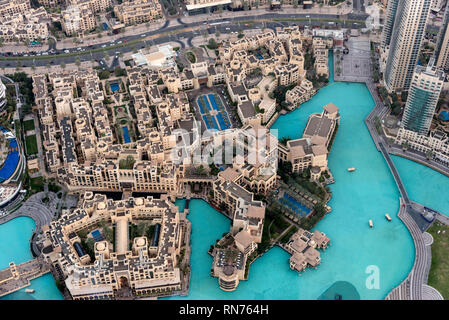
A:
[0, 257, 50, 297]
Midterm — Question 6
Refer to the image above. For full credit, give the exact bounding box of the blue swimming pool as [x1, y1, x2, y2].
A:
[122, 126, 131, 143]
[197, 98, 206, 114]
[91, 230, 103, 242]
[282, 193, 311, 217]
[110, 82, 119, 92]
[216, 113, 229, 130]
[0, 138, 20, 183]
[102, 23, 109, 31]
[208, 94, 220, 111]
[256, 53, 264, 60]
[439, 111, 449, 121]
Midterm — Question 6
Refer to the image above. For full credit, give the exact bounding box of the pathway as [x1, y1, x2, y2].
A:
[0, 257, 50, 297]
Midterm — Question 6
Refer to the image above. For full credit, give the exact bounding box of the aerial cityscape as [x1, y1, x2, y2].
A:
[0, 0, 449, 304]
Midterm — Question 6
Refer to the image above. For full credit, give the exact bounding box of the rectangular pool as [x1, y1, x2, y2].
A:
[122, 126, 131, 143]
[110, 82, 119, 92]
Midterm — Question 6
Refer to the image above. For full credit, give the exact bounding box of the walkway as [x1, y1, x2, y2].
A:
[334, 46, 442, 299]
[378, 142, 410, 205]
[0, 257, 50, 297]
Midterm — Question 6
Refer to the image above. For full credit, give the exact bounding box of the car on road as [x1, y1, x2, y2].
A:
[64, 49, 70, 53]
[101, 44, 107, 48]
[141, 34, 146, 37]
[117, 41, 122, 44]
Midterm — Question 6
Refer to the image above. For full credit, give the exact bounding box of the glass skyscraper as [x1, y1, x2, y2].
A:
[401, 64, 444, 135]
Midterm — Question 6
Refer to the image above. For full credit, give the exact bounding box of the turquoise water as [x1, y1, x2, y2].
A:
[1, 50, 448, 300]
[166, 69, 416, 299]
[393, 156, 449, 216]
[0, 217, 63, 300]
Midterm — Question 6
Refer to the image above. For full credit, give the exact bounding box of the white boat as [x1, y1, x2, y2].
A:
[369, 220, 373, 228]
[348, 168, 356, 172]
[385, 214, 392, 221]
[25, 288, 35, 293]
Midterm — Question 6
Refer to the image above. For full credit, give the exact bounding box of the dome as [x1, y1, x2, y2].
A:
[97, 202, 106, 210]
[137, 238, 145, 246]
[96, 242, 105, 251]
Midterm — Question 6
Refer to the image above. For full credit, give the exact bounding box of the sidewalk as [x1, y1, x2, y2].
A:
[180, 4, 353, 25]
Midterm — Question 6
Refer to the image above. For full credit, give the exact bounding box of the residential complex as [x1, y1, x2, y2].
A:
[41, 192, 188, 299]
[219, 25, 325, 125]
[383, 0, 432, 93]
[114, 0, 163, 26]
[0, 5, 49, 43]
[3, 20, 340, 300]
[62, 5, 96, 36]
[0, 0, 30, 20]
[401, 63, 445, 135]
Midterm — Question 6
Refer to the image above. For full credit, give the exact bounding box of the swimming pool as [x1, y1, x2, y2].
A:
[122, 126, 131, 143]
[0, 138, 20, 183]
[439, 111, 449, 121]
[91, 229, 103, 242]
[282, 193, 311, 217]
[110, 82, 119, 92]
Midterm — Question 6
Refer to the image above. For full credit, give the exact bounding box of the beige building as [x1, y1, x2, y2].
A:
[0, 0, 30, 19]
[284, 228, 330, 273]
[41, 192, 187, 299]
[69, 0, 112, 12]
[0, 7, 49, 43]
[62, 5, 96, 36]
[285, 79, 316, 110]
[279, 104, 339, 179]
[114, 0, 163, 25]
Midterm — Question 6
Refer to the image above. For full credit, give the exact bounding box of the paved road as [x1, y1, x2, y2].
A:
[0, 12, 370, 68]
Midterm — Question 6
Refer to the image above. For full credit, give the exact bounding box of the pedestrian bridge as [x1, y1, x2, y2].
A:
[0, 258, 50, 297]
[378, 142, 410, 205]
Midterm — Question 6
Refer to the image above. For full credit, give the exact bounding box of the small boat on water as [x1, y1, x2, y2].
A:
[25, 288, 35, 293]
[385, 214, 392, 221]
[348, 168, 356, 172]
[369, 220, 373, 228]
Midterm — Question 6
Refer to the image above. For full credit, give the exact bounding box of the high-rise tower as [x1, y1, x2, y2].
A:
[434, 4, 449, 70]
[401, 62, 444, 135]
[384, 0, 432, 93]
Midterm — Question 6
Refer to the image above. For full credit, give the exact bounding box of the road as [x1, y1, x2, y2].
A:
[0, 12, 370, 69]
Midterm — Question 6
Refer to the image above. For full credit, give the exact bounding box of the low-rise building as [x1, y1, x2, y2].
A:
[114, 0, 163, 25]
[41, 192, 187, 299]
[61, 5, 96, 36]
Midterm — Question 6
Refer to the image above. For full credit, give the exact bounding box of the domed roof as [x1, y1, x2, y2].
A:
[97, 202, 106, 210]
